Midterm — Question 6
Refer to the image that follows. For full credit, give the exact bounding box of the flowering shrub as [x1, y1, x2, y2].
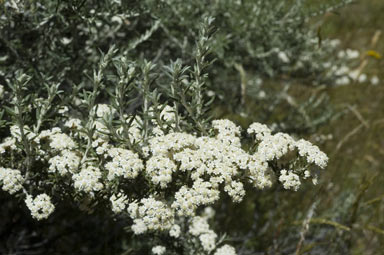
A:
[0, 42, 328, 254]
[0, 1, 345, 253]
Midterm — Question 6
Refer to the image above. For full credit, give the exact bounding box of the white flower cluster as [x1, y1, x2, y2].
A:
[247, 157, 272, 189]
[279, 170, 301, 191]
[0, 116, 328, 251]
[212, 119, 241, 146]
[172, 180, 220, 216]
[160, 105, 175, 123]
[72, 165, 103, 194]
[189, 216, 218, 252]
[247, 122, 271, 141]
[146, 155, 177, 188]
[10, 125, 35, 142]
[248, 124, 328, 168]
[128, 197, 174, 234]
[0, 167, 24, 194]
[142, 120, 327, 221]
[104, 147, 144, 181]
[169, 224, 181, 238]
[0, 137, 17, 154]
[49, 133, 77, 151]
[224, 181, 245, 203]
[214, 244, 237, 255]
[64, 118, 82, 129]
[48, 150, 80, 175]
[296, 139, 328, 169]
[257, 132, 295, 161]
[92, 104, 116, 118]
[110, 193, 128, 213]
[25, 194, 55, 220]
[152, 245, 166, 255]
[331, 48, 380, 86]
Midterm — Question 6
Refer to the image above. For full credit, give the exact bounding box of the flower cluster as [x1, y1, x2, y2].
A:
[72, 165, 103, 194]
[279, 170, 301, 191]
[128, 197, 174, 234]
[25, 194, 55, 220]
[104, 147, 144, 181]
[0, 167, 24, 194]
[92, 104, 116, 118]
[214, 245, 237, 255]
[110, 193, 128, 214]
[0, 115, 328, 253]
[152, 245, 166, 255]
[48, 150, 80, 176]
[189, 216, 218, 252]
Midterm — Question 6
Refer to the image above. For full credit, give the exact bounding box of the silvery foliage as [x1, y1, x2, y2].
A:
[0, 0, 353, 136]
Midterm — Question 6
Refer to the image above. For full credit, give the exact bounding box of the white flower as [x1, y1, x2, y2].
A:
[212, 119, 241, 147]
[152, 245, 166, 255]
[72, 165, 103, 194]
[105, 147, 143, 181]
[110, 193, 128, 213]
[58, 106, 69, 114]
[131, 219, 148, 235]
[200, 231, 217, 252]
[345, 49, 360, 59]
[169, 224, 181, 238]
[224, 181, 245, 203]
[202, 207, 215, 219]
[348, 70, 360, 80]
[48, 150, 80, 175]
[358, 73, 367, 83]
[10, 125, 35, 142]
[128, 197, 174, 233]
[329, 39, 341, 48]
[64, 118, 82, 129]
[335, 76, 350, 86]
[335, 66, 350, 76]
[25, 194, 55, 220]
[371, 76, 380, 85]
[189, 216, 218, 252]
[279, 170, 301, 191]
[247, 122, 271, 141]
[0, 137, 18, 154]
[49, 133, 76, 151]
[172, 180, 220, 217]
[92, 104, 116, 118]
[0, 167, 24, 194]
[257, 132, 295, 161]
[160, 105, 175, 122]
[338, 50, 346, 58]
[146, 155, 177, 188]
[189, 216, 210, 236]
[247, 157, 272, 189]
[295, 139, 328, 168]
[214, 245, 237, 255]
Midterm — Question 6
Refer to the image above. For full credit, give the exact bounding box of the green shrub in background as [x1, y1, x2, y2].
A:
[0, 0, 361, 254]
[0, 0, 354, 136]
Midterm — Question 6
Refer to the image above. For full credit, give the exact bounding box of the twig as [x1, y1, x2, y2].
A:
[334, 123, 364, 154]
[347, 104, 369, 128]
[295, 201, 318, 255]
